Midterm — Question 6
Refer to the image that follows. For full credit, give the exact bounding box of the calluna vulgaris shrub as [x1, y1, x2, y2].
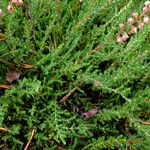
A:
[0, 0, 150, 149]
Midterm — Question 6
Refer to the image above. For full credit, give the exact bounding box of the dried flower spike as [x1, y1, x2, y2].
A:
[82, 108, 98, 118]
[6, 71, 20, 82]
[119, 23, 125, 29]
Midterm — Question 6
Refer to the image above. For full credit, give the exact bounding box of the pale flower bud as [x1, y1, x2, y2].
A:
[142, 6, 148, 16]
[82, 109, 98, 118]
[131, 26, 137, 33]
[122, 33, 129, 41]
[0, 9, 3, 15]
[128, 26, 137, 34]
[119, 23, 125, 29]
[143, 16, 149, 23]
[133, 12, 139, 18]
[144, 1, 150, 7]
[12, 0, 23, 6]
[138, 22, 144, 28]
[7, 3, 13, 12]
[116, 35, 123, 43]
[132, 12, 140, 21]
[128, 18, 134, 25]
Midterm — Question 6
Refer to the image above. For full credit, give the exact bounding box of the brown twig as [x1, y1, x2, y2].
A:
[128, 139, 143, 143]
[93, 44, 103, 51]
[60, 83, 84, 104]
[24, 128, 35, 150]
[60, 87, 77, 103]
[0, 84, 13, 89]
[144, 99, 150, 102]
[142, 121, 150, 125]
[129, 147, 133, 150]
[0, 127, 11, 133]
[0, 38, 7, 41]
[22, 64, 37, 69]
[52, 27, 57, 48]
[141, 112, 150, 115]
[57, 0, 62, 35]
[27, 0, 35, 41]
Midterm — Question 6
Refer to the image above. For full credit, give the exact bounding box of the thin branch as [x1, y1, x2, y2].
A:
[60, 87, 77, 103]
[144, 99, 150, 102]
[60, 83, 83, 104]
[0, 38, 7, 41]
[52, 27, 57, 48]
[142, 121, 150, 125]
[0, 84, 13, 89]
[93, 44, 103, 51]
[27, 0, 35, 41]
[24, 128, 35, 150]
[57, 0, 62, 35]
[22, 64, 37, 69]
[0, 127, 11, 133]
[128, 139, 143, 143]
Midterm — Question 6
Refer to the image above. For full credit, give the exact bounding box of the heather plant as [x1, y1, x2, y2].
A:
[0, 0, 150, 149]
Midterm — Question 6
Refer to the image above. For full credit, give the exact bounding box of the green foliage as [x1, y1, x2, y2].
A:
[0, 0, 150, 149]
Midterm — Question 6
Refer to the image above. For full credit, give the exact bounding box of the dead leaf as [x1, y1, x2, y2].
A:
[22, 64, 36, 69]
[142, 121, 150, 125]
[82, 108, 98, 118]
[0, 38, 7, 41]
[94, 44, 103, 51]
[0, 84, 13, 89]
[0, 127, 11, 133]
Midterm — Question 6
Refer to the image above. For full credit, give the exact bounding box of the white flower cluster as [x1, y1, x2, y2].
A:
[116, 1, 150, 43]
